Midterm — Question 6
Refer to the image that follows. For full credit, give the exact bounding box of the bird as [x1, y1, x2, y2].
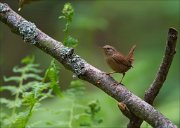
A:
[102, 44, 136, 84]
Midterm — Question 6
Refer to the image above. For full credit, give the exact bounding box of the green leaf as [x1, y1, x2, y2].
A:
[21, 55, 35, 64]
[32, 83, 50, 99]
[64, 36, 78, 48]
[70, 80, 84, 88]
[83, 100, 102, 126]
[61, 3, 74, 22]
[3, 76, 21, 83]
[52, 83, 62, 97]
[59, 2, 78, 48]
[43, 59, 62, 97]
[22, 92, 36, 106]
[0, 98, 22, 108]
[13, 64, 42, 73]
[13, 111, 29, 128]
[21, 81, 39, 92]
[79, 122, 91, 127]
[1, 114, 16, 126]
[0, 86, 17, 94]
[66, 80, 85, 97]
[23, 73, 43, 81]
[26, 64, 41, 73]
[58, 15, 65, 19]
[43, 59, 59, 82]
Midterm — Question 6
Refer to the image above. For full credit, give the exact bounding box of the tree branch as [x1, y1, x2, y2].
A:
[0, 3, 177, 128]
[144, 28, 178, 104]
[126, 28, 178, 127]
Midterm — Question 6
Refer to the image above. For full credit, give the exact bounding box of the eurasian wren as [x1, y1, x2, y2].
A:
[102, 45, 136, 83]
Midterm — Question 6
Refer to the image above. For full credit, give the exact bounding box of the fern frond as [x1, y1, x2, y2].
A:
[13, 64, 42, 74]
[1, 114, 16, 126]
[21, 55, 35, 64]
[22, 92, 36, 106]
[26, 64, 42, 73]
[43, 59, 62, 97]
[0, 98, 22, 108]
[13, 111, 29, 128]
[23, 73, 43, 81]
[0, 86, 17, 94]
[65, 80, 85, 97]
[21, 81, 39, 92]
[3, 76, 21, 83]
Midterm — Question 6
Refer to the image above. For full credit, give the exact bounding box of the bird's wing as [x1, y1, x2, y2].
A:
[112, 54, 132, 67]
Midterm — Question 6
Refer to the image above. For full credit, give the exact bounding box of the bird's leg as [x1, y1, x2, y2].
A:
[119, 73, 126, 84]
[106, 71, 116, 75]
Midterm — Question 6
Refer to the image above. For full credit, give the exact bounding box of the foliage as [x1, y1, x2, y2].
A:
[79, 100, 103, 127]
[0, 56, 53, 128]
[55, 81, 103, 128]
[43, 59, 62, 97]
[59, 3, 78, 48]
[0, 55, 103, 128]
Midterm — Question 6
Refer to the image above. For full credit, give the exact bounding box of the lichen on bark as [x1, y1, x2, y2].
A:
[18, 20, 38, 44]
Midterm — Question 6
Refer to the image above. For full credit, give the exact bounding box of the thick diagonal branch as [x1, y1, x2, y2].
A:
[126, 28, 178, 128]
[0, 3, 177, 128]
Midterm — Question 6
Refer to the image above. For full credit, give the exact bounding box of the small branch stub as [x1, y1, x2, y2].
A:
[0, 3, 10, 12]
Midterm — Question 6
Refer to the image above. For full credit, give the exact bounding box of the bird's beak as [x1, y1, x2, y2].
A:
[98, 46, 104, 50]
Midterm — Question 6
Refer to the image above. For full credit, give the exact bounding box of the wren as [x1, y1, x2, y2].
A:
[102, 45, 136, 83]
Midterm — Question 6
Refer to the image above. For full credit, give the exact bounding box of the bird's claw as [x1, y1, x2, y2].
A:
[119, 82, 124, 86]
[105, 72, 111, 75]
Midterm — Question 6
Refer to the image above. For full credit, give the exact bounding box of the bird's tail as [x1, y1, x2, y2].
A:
[126, 45, 136, 64]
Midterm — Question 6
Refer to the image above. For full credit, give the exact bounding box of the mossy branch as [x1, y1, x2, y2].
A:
[0, 3, 177, 128]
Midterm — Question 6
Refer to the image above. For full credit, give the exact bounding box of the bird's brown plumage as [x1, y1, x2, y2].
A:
[102, 45, 136, 83]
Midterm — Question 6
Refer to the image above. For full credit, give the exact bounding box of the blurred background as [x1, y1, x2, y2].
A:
[0, 0, 179, 127]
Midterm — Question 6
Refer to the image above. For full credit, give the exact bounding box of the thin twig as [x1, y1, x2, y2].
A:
[144, 28, 178, 104]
